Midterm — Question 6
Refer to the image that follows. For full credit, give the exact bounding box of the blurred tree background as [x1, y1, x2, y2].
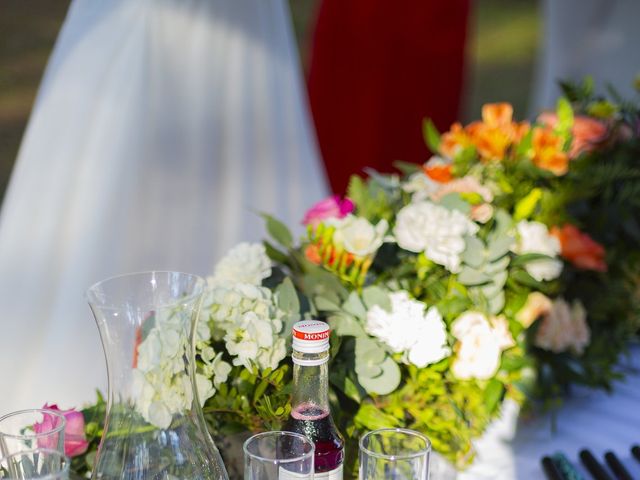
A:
[0, 0, 540, 203]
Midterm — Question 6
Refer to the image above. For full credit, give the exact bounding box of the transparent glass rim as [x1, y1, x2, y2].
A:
[0, 448, 70, 480]
[85, 270, 206, 311]
[359, 428, 432, 461]
[0, 409, 66, 440]
[243, 431, 315, 465]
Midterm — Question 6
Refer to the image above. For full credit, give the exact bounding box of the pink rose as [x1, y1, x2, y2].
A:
[538, 112, 607, 158]
[302, 195, 354, 226]
[35, 404, 89, 457]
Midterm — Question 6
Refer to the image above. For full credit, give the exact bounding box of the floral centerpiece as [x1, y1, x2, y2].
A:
[67, 79, 640, 478]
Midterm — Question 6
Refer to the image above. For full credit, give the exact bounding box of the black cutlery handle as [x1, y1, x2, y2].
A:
[604, 452, 633, 480]
[632, 445, 640, 463]
[542, 456, 566, 480]
[579, 449, 613, 480]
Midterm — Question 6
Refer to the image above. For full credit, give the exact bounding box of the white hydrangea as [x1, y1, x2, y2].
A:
[331, 215, 388, 257]
[512, 220, 563, 282]
[365, 291, 450, 367]
[209, 242, 271, 287]
[203, 283, 286, 371]
[393, 201, 479, 273]
[132, 310, 230, 429]
[451, 311, 515, 380]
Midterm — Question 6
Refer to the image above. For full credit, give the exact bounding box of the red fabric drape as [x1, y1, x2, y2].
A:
[308, 0, 471, 194]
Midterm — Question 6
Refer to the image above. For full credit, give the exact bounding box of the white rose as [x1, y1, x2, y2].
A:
[513, 221, 563, 282]
[210, 242, 271, 286]
[332, 215, 388, 257]
[365, 291, 451, 367]
[451, 311, 514, 380]
[394, 201, 479, 273]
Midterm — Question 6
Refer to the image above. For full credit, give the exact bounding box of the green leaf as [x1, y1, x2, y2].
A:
[484, 379, 504, 413]
[314, 295, 342, 312]
[354, 403, 400, 430]
[485, 256, 510, 274]
[362, 286, 391, 312]
[556, 97, 574, 133]
[261, 213, 293, 248]
[514, 188, 543, 221]
[422, 118, 442, 152]
[393, 161, 421, 175]
[511, 253, 552, 267]
[263, 241, 289, 264]
[355, 337, 386, 365]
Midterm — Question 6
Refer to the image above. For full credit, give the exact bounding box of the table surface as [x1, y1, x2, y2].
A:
[457, 344, 640, 480]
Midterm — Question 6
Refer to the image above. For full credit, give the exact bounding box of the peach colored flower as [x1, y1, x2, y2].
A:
[304, 244, 322, 265]
[550, 224, 607, 272]
[516, 292, 552, 328]
[531, 126, 569, 175]
[430, 176, 494, 223]
[467, 122, 511, 161]
[440, 122, 473, 158]
[534, 298, 590, 355]
[538, 112, 607, 158]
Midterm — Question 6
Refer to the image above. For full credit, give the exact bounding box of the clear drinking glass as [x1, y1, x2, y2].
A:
[0, 410, 66, 457]
[359, 428, 431, 480]
[87, 271, 228, 480]
[0, 448, 69, 480]
[243, 431, 315, 480]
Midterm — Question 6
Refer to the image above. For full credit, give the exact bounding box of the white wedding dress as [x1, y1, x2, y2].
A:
[0, 0, 328, 414]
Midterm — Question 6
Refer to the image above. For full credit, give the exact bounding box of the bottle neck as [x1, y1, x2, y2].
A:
[291, 349, 330, 414]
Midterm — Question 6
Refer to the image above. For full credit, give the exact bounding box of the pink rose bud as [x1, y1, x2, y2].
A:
[36, 404, 89, 457]
[302, 195, 355, 226]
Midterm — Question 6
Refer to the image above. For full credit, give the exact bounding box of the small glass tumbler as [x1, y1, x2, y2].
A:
[0, 410, 65, 457]
[0, 448, 69, 480]
[359, 428, 431, 480]
[243, 431, 315, 480]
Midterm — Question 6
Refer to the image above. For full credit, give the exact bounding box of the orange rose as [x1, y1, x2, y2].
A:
[538, 112, 607, 158]
[531, 126, 569, 175]
[440, 122, 473, 158]
[550, 224, 607, 272]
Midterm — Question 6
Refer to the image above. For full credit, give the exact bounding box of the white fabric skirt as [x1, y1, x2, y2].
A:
[0, 0, 328, 413]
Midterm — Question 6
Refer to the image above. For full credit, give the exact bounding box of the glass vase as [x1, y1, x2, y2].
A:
[87, 271, 228, 480]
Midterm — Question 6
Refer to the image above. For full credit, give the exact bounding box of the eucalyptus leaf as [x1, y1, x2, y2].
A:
[458, 266, 491, 286]
[439, 193, 471, 214]
[328, 313, 366, 337]
[357, 357, 402, 395]
[462, 236, 485, 268]
[486, 236, 514, 262]
[314, 295, 342, 313]
[362, 286, 391, 312]
[355, 337, 386, 365]
[488, 290, 505, 314]
[485, 256, 510, 274]
[343, 291, 367, 320]
[276, 277, 299, 315]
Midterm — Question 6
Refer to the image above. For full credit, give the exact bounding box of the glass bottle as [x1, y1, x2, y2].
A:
[87, 271, 229, 480]
[284, 320, 345, 479]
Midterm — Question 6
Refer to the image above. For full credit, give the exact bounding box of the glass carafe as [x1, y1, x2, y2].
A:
[87, 271, 229, 480]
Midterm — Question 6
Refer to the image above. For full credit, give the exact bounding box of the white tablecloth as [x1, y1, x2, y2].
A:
[456, 344, 640, 479]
